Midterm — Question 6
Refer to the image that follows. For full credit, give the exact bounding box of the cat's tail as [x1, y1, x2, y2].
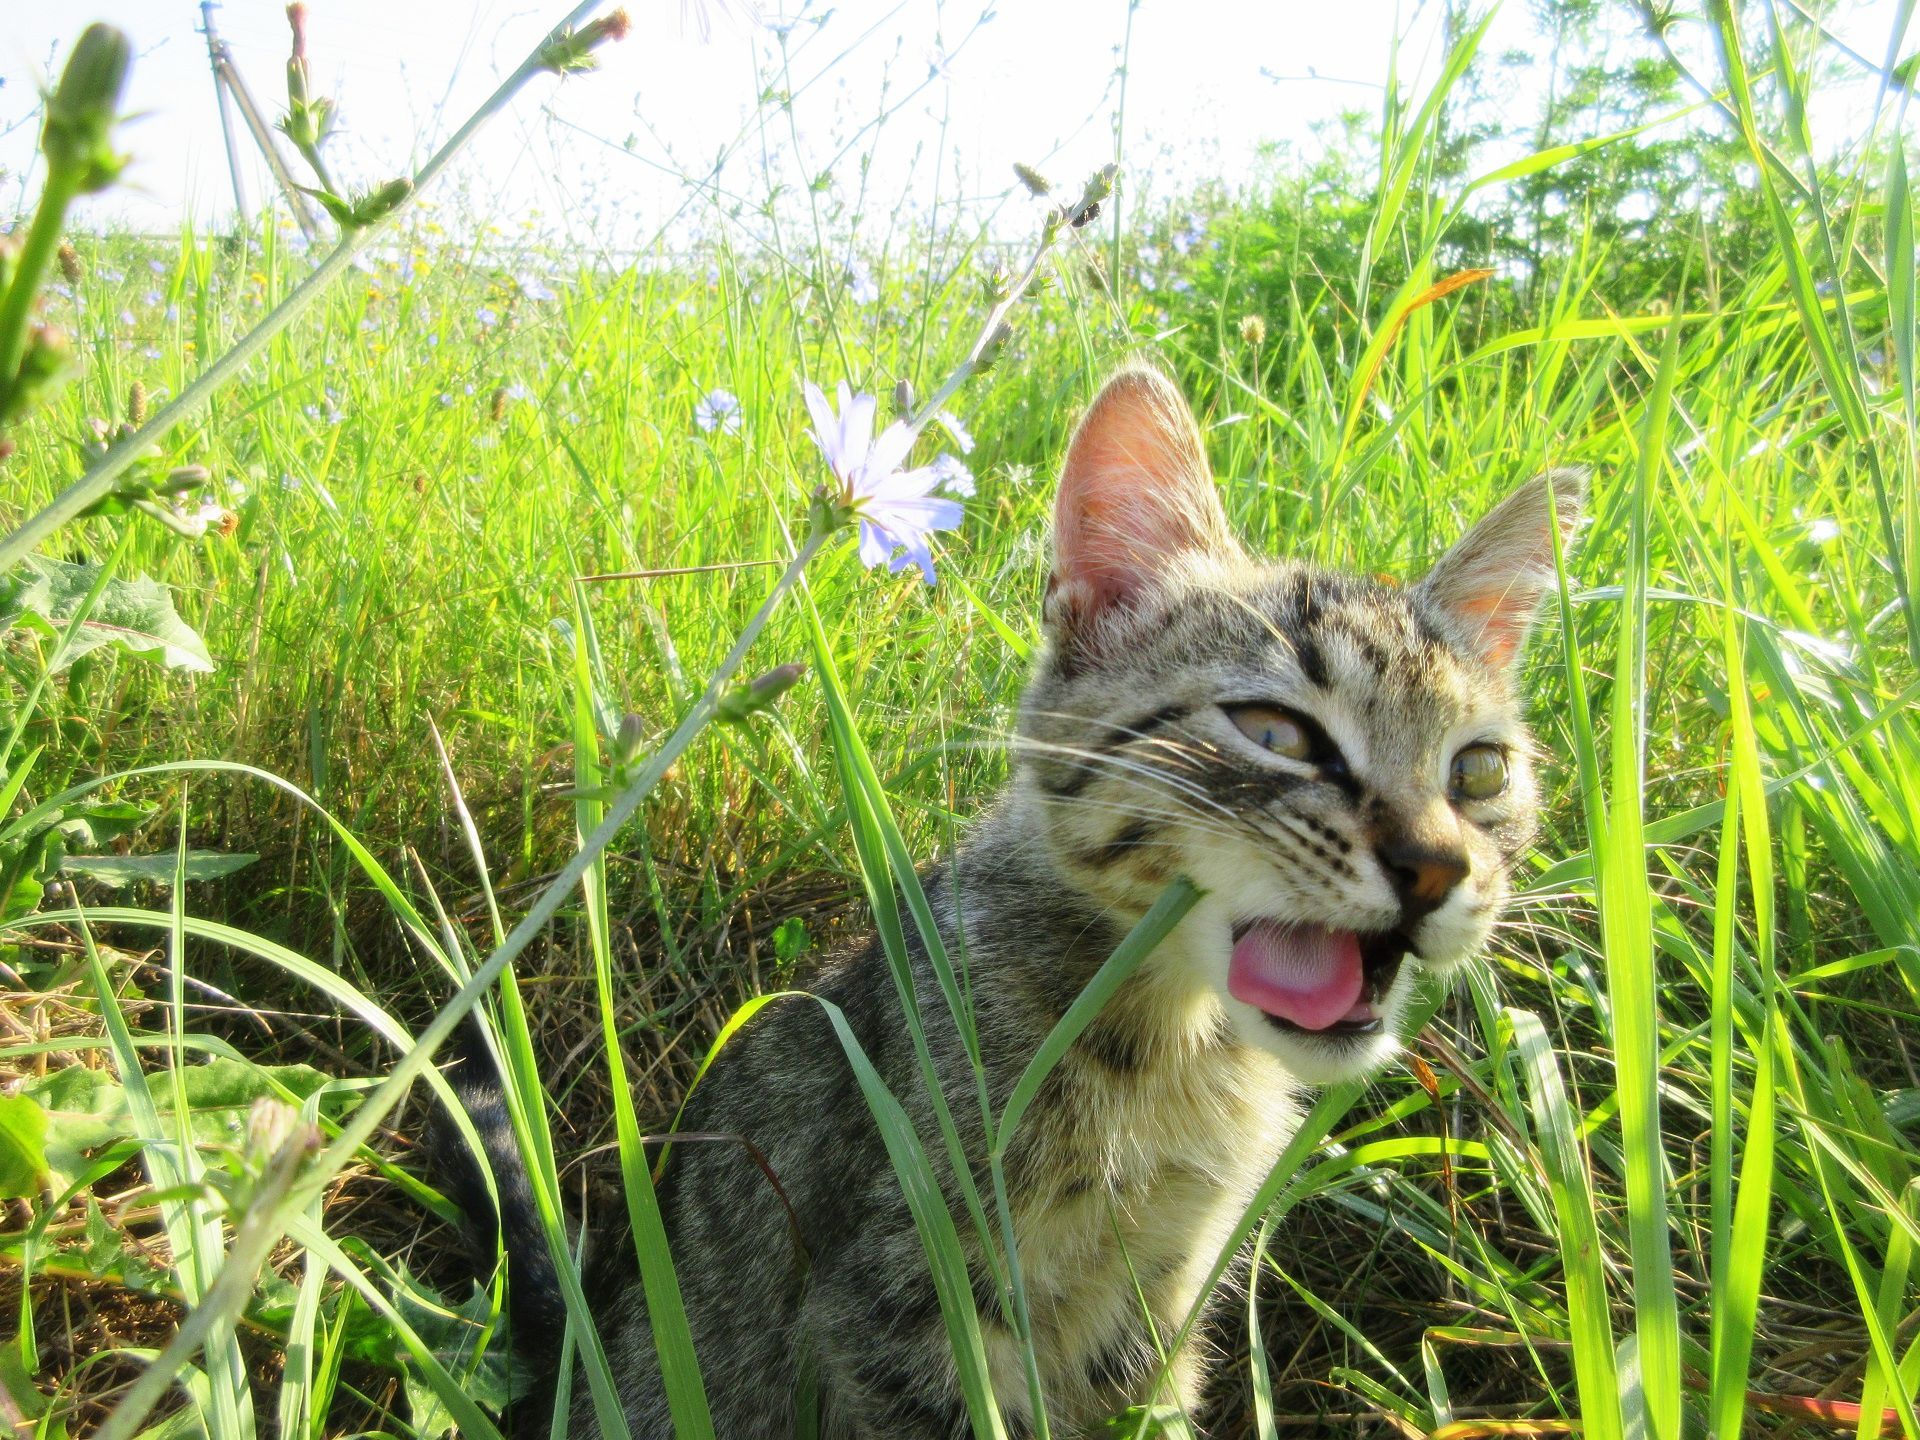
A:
[426, 1020, 570, 1419]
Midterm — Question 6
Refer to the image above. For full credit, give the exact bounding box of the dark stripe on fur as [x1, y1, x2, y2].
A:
[425, 1022, 567, 1428]
[1098, 702, 1190, 755]
[1034, 702, 1191, 798]
[1083, 818, 1156, 869]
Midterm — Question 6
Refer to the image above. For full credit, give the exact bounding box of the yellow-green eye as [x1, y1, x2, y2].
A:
[1229, 704, 1312, 760]
[1450, 744, 1509, 801]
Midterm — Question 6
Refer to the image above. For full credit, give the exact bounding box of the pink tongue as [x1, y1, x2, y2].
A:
[1228, 923, 1366, 1031]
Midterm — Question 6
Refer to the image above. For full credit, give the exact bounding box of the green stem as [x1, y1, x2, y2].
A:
[0, 169, 81, 395]
[0, 0, 604, 574]
[908, 221, 1060, 435]
[298, 142, 338, 200]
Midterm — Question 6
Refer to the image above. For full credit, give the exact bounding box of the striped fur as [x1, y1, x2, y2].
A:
[440, 367, 1583, 1437]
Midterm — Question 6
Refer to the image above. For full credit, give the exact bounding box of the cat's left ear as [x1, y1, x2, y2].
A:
[1414, 469, 1587, 671]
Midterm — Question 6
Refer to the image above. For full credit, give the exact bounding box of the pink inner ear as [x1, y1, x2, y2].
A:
[1052, 370, 1234, 618]
[1454, 591, 1530, 670]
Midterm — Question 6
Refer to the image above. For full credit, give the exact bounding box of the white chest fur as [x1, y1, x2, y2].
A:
[1004, 1022, 1301, 1426]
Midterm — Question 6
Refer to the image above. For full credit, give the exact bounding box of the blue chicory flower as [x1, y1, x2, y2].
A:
[802, 380, 964, 584]
[695, 387, 743, 435]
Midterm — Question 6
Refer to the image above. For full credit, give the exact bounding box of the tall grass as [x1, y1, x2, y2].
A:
[3, 1, 1917, 1436]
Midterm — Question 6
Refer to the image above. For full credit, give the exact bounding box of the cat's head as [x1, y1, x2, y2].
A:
[1016, 367, 1583, 1084]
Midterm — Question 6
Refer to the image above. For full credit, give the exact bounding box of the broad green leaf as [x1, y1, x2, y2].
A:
[2, 555, 214, 673]
[20, 1060, 349, 1189]
[0, 1094, 49, 1198]
[60, 851, 258, 888]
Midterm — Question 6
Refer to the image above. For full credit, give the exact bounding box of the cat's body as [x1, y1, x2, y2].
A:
[440, 368, 1584, 1437]
[594, 812, 1294, 1437]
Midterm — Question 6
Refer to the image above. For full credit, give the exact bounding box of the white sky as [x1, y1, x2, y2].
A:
[0, 0, 1908, 245]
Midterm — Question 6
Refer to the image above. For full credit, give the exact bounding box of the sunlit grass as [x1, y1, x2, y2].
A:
[2, 2, 1917, 1436]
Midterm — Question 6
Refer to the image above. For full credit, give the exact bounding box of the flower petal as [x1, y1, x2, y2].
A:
[840, 389, 877, 467]
[859, 463, 944, 503]
[802, 381, 840, 469]
[886, 536, 938, 583]
[857, 518, 894, 570]
[860, 419, 918, 490]
[931, 453, 975, 497]
[863, 498, 964, 551]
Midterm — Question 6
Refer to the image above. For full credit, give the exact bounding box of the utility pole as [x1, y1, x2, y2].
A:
[197, 2, 319, 240]
[200, 1, 248, 224]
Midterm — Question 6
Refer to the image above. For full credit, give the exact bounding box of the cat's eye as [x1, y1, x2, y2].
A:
[1450, 744, 1509, 801]
[1227, 704, 1314, 762]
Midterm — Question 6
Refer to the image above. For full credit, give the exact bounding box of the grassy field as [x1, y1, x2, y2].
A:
[3, 3, 1919, 1437]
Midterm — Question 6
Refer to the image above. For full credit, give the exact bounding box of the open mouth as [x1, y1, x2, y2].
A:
[1226, 922, 1413, 1037]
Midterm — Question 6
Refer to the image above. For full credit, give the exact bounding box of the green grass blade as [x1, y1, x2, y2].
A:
[570, 585, 714, 1439]
[993, 876, 1201, 1150]
[1508, 1007, 1623, 1440]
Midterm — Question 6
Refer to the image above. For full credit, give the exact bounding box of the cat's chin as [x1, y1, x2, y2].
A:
[1194, 914, 1423, 1083]
[1225, 968, 1414, 1083]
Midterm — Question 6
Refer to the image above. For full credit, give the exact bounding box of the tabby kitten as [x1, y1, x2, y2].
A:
[443, 366, 1584, 1437]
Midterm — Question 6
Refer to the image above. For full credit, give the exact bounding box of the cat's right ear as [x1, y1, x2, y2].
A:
[1046, 367, 1239, 641]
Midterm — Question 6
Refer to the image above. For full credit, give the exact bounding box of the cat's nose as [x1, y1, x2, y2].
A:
[1376, 838, 1469, 920]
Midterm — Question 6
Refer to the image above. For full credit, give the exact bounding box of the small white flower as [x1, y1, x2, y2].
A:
[935, 409, 974, 454]
[930, 453, 975, 498]
[803, 380, 964, 584]
[517, 273, 557, 302]
[695, 387, 743, 435]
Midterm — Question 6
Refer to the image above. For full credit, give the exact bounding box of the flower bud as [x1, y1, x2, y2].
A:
[246, 1097, 301, 1161]
[716, 662, 807, 725]
[350, 177, 413, 227]
[1238, 313, 1266, 347]
[893, 377, 913, 418]
[57, 241, 82, 285]
[286, 5, 311, 95]
[489, 386, 509, 423]
[43, 24, 132, 194]
[614, 711, 649, 767]
[972, 321, 1014, 375]
[1, 325, 76, 427]
[1013, 162, 1051, 197]
[539, 9, 631, 73]
[1068, 163, 1117, 229]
